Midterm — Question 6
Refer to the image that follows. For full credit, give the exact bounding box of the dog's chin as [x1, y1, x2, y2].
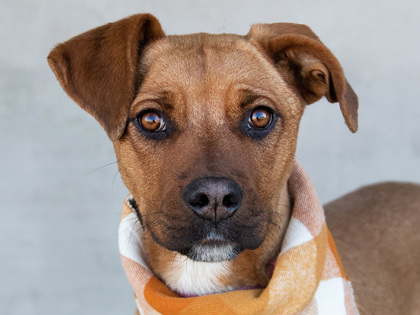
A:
[180, 240, 242, 262]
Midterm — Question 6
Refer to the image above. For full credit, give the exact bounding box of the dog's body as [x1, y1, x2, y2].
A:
[48, 14, 420, 314]
[326, 182, 420, 314]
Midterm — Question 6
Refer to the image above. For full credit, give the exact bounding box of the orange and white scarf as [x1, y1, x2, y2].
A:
[119, 162, 359, 314]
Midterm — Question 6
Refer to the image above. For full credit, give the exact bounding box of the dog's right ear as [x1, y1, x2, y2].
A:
[48, 14, 165, 140]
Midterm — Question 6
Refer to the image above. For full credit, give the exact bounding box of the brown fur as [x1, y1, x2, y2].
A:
[114, 34, 300, 289]
[326, 183, 420, 314]
[48, 14, 164, 140]
[48, 14, 419, 313]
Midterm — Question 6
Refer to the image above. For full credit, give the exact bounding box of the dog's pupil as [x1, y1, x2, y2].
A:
[141, 112, 162, 131]
[250, 108, 271, 129]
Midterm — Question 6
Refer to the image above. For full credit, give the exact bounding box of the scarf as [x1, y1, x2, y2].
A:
[118, 162, 359, 314]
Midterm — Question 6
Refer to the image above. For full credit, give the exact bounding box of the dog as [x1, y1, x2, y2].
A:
[48, 14, 420, 314]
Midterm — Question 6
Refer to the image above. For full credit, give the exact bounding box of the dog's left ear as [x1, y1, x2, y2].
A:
[248, 23, 358, 132]
[48, 14, 165, 140]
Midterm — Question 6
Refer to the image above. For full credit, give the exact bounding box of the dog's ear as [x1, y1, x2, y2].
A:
[248, 23, 358, 132]
[48, 14, 165, 140]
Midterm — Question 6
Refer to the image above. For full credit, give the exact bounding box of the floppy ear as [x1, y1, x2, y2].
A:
[247, 23, 358, 132]
[48, 14, 165, 140]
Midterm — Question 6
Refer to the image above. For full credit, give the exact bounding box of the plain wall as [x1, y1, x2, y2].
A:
[1, 0, 419, 314]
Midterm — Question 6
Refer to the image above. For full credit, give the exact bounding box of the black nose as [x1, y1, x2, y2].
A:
[183, 177, 243, 224]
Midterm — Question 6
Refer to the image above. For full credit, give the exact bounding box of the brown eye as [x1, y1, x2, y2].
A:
[139, 111, 165, 132]
[248, 107, 272, 129]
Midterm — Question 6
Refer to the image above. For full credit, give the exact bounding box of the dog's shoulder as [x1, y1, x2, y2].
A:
[325, 182, 420, 314]
[325, 182, 420, 228]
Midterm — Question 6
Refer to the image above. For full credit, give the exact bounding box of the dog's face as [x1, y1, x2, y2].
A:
[115, 34, 303, 261]
[48, 15, 358, 263]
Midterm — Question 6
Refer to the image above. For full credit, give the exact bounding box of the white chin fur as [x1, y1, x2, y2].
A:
[189, 242, 237, 262]
[163, 254, 233, 297]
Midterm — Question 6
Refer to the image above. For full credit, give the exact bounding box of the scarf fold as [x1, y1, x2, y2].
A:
[119, 161, 359, 314]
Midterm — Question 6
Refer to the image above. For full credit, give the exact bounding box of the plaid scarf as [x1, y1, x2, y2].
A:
[119, 162, 359, 314]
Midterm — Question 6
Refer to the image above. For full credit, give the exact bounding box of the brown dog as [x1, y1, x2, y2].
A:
[48, 14, 420, 314]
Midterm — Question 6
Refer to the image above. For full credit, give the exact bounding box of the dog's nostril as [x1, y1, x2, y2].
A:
[222, 194, 239, 208]
[190, 193, 209, 208]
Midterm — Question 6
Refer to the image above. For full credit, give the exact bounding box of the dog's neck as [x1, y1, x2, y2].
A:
[144, 184, 291, 297]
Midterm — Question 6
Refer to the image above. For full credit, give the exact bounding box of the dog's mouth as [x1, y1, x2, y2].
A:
[128, 195, 263, 263]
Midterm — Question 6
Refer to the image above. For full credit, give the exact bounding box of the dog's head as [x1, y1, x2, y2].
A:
[48, 14, 357, 263]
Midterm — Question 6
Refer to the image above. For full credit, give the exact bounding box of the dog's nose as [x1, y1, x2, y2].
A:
[183, 177, 243, 225]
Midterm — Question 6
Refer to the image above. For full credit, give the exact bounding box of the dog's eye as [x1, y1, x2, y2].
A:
[133, 109, 172, 140]
[138, 110, 166, 132]
[248, 107, 272, 129]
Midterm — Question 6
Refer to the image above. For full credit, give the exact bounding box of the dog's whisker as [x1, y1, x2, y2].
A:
[119, 219, 139, 235]
[122, 216, 142, 221]
[126, 220, 141, 250]
[87, 161, 118, 174]
[139, 227, 151, 243]
[265, 228, 279, 245]
[267, 219, 282, 230]
[112, 169, 120, 191]
[129, 227, 143, 240]
[269, 211, 288, 219]
[178, 255, 189, 268]
[170, 252, 179, 270]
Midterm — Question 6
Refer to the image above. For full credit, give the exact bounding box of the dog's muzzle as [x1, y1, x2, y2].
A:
[134, 175, 265, 263]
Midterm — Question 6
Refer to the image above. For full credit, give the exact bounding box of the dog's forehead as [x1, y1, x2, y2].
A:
[135, 33, 301, 120]
[141, 33, 286, 88]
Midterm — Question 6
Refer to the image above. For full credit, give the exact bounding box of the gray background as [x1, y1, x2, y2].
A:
[1, 0, 419, 314]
